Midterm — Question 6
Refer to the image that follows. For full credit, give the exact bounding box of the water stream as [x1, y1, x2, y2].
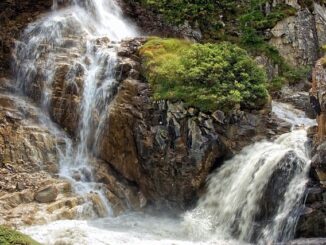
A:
[11, 0, 316, 244]
[20, 100, 315, 244]
[14, 0, 138, 217]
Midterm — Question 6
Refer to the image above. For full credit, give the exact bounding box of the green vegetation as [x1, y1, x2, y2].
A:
[0, 226, 40, 245]
[140, 38, 268, 112]
[131, 0, 311, 93]
[130, 0, 231, 39]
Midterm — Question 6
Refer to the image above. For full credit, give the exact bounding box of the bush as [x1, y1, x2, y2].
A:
[0, 226, 40, 245]
[140, 37, 268, 112]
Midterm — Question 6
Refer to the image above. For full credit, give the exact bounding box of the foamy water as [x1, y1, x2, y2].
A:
[21, 213, 246, 245]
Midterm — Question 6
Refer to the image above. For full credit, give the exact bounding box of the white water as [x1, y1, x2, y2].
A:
[183, 102, 314, 244]
[12, 0, 315, 244]
[14, 0, 138, 217]
[20, 101, 314, 244]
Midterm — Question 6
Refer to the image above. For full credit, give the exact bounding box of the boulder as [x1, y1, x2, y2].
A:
[34, 185, 58, 203]
[296, 207, 326, 238]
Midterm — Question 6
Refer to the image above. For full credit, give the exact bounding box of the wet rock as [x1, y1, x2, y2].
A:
[88, 193, 107, 218]
[91, 159, 146, 213]
[94, 38, 280, 211]
[34, 185, 58, 203]
[296, 207, 326, 238]
[256, 152, 305, 222]
[311, 142, 326, 182]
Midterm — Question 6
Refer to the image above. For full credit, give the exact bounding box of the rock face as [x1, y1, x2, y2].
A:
[91, 38, 290, 211]
[269, 2, 326, 67]
[296, 57, 326, 238]
[0, 90, 79, 226]
[295, 187, 326, 238]
[0, 86, 138, 226]
[257, 152, 306, 223]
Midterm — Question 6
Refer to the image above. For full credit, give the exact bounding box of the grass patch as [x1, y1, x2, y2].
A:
[140, 37, 268, 112]
[0, 226, 40, 245]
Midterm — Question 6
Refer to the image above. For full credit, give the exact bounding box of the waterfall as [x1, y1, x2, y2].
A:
[11, 0, 316, 243]
[20, 101, 316, 244]
[13, 0, 138, 217]
[183, 102, 316, 244]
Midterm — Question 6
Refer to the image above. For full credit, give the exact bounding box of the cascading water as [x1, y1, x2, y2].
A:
[11, 0, 317, 244]
[184, 101, 316, 244]
[13, 0, 138, 217]
[20, 101, 316, 244]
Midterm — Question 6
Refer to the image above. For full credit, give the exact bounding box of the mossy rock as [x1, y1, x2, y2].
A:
[0, 226, 41, 245]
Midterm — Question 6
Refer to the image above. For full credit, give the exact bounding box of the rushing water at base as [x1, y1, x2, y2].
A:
[13, 0, 316, 244]
[20, 101, 315, 244]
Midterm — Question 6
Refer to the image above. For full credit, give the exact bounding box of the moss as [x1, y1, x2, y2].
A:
[0, 226, 40, 245]
[140, 37, 268, 112]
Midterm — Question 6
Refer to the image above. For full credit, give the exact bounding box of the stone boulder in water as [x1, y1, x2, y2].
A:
[256, 151, 305, 223]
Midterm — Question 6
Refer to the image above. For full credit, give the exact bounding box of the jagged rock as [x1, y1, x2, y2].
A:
[300, 56, 326, 239]
[269, 9, 319, 66]
[311, 142, 326, 182]
[93, 38, 286, 211]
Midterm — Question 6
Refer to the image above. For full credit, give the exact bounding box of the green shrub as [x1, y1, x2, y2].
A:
[140, 37, 268, 112]
[283, 66, 310, 85]
[133, 0, 304, 93]
[0, 226, 40, 245]
[268, 76, 287, 92]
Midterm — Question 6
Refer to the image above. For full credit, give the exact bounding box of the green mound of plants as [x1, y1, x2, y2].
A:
[129, 0, 310, 92]
[0, 226, 40, 245]
[140, 37, 268, 112]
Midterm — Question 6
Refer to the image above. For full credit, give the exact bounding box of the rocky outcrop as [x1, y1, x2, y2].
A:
[90, 38, 291, 211]
[296, 57, 326, 238]
[268, 2, 326, 67]
[0, 83, 137, 226]
[257, 152, 306, 223]
[34, 186, 58, 203]
[0, 90, 77, 226]
[269, 8, 319, 67]
[295, 187, 326, 238]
